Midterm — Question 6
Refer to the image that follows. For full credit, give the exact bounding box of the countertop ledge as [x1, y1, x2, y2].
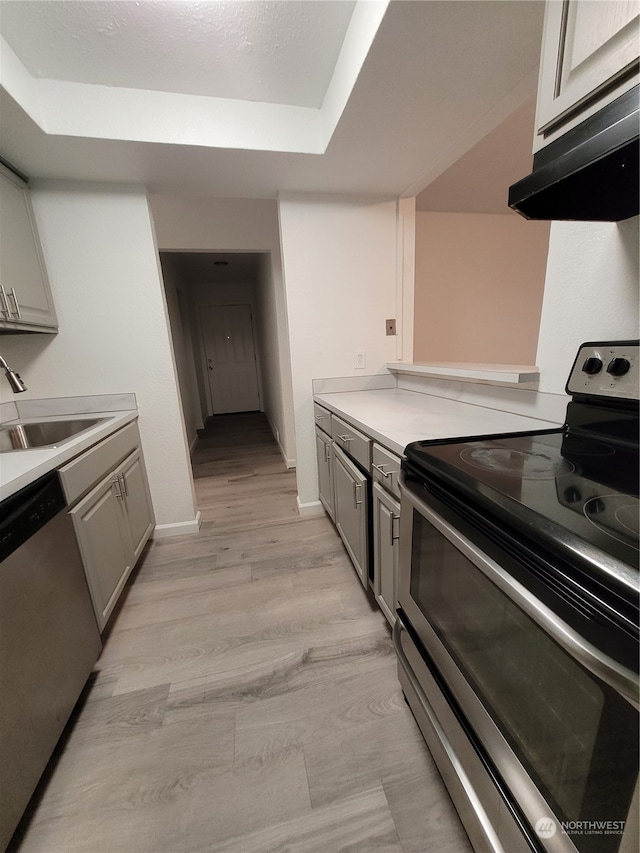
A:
[386, 361, 540, 387]
[314, 388, 562, 458]
[0, 395, 138, 501]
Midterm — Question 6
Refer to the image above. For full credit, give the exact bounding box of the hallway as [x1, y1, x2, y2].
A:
[10, 414, 471, 853]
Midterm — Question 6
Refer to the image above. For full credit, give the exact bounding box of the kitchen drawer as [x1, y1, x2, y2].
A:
[371, 443, 402, 500]
[331, 414, 371, 471]
[59, 421, 141, 506]
[313, 403, 332, 436]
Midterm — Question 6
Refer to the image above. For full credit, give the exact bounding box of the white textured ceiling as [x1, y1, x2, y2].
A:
[0, 0, 356, 106]
[0, 1, 546, 204]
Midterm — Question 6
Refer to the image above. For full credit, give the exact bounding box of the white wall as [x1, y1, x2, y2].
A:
[149, 195, 295, 465]
[396, 197, 416, 362]
[0, 182, 198, 534]
[160, 253, 203, 449]
[536, 217, 640, 394]
[254, 252, 293, 465]
[278, 193, 400, 510]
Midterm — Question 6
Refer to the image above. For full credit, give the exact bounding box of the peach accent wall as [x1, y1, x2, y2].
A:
[414, 212, 550, 364]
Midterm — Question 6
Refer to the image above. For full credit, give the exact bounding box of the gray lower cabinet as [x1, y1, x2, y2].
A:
[315, 426, 335, 521]
[314, 404, 401, 622]
[70, 448, 154, 631]
[121, 451, 155, 561]
[333, 443, 369, 589]
[313, 402, 332, 435]
[372, 481, 400, 626]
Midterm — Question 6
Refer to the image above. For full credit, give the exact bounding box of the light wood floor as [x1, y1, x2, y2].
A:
[10, 413, 472, 853]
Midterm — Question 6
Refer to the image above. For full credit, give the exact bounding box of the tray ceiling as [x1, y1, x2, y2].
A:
[0, 0, 356, 106]
[0, 1, 545, 204]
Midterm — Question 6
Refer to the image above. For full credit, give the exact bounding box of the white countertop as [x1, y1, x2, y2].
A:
[314, 388, 563, 457]
[0, 402, 138, 501]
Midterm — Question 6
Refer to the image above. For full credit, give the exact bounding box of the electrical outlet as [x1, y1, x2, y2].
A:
[386, 319, 396, 336]
[354, 351, 366, 369]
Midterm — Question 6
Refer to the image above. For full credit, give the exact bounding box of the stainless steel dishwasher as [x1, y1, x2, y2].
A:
[0, 471, 102, 851]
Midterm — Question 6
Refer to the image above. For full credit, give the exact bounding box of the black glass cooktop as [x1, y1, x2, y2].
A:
[404, 428, 639, 594]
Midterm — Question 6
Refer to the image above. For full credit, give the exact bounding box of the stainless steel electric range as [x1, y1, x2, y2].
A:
[394, 340, 639, 853]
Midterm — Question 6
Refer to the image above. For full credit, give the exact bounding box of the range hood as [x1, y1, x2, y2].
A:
[509, 85, 639, 222]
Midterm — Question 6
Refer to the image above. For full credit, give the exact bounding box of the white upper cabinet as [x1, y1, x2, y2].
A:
[0, 162, 58, 332]
[535, 0, 639, 150]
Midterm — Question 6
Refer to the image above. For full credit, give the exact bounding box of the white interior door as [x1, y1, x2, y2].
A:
[202, 304, 261, 414]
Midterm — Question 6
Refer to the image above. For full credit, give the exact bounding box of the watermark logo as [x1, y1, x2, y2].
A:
[535, 817, 557, 839]
[535, 817, 625, 839]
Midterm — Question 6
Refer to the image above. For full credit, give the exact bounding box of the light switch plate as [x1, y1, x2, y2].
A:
[386, 319, 396, 336]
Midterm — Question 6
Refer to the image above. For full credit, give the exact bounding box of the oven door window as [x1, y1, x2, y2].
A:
[410, 509, 638, 852]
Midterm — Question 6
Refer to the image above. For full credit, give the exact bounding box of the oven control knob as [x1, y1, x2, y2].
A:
[606, 357, 631, 377]
[582, 357, 603, 375]
[563, 486, 582, 504]
[585, 498, 605, 515]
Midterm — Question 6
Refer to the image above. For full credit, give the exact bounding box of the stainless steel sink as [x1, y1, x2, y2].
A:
[0, 418, 107, 451]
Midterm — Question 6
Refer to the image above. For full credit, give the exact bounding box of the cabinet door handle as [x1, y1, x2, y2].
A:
[0, 286, 10, 319]
[372, 462, 391, 478]
[120, 474, 129, 497]
[391, 513, 400, 544]
[354, 482, 363, 507]
[8, 288, 21, 319]
[112, 476, 123, 499]
[337, 434, 352, 444]
[325, 444, 331, 463]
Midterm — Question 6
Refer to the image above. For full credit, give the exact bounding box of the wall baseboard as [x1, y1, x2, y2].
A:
[297, 497, 324, 517]
[153, 512, 202, 539]
[265, 410, 296, 470]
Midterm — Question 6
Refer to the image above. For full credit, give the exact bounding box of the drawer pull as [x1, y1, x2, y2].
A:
[315, 414, 328, 421]
[112, 476, 123, 499]
[372, 462, 391, 478]
[391, 513, 400, 544]
[337, 434, 352, 444]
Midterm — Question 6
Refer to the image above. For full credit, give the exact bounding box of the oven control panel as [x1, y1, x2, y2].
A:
[566, 340, 639, 401]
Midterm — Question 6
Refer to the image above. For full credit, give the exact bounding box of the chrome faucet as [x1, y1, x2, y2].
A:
[0, 355, 27, 393]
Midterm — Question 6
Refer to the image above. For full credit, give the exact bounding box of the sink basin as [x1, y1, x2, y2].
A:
[0, 418, 107, 451]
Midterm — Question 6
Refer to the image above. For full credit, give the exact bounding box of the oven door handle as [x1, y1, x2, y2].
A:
[400, 472, 639, 709]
